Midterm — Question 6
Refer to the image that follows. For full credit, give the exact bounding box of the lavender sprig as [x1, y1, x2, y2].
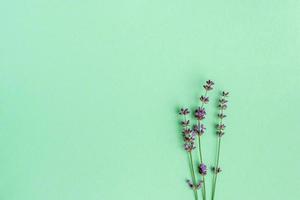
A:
[195, 80, 214, 200]
[179, 108, 199, 200]
[211, 91, 229, 200]
[187, 179, 203, 190]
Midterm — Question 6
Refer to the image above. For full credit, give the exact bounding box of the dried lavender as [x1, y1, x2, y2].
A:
[198, 163, 207, 176]
[195, 80, 214, 200]
[180, 108, 199, 200]
[177, 82, 230, 200]
[212, 167, 222, 174]
[187, 179, 203, 190]
[211, 91, 229, 200]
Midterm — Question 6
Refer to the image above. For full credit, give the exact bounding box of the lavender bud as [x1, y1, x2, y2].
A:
[203, 85, 213, 91]
[217, 130, 225, 137]
[217, 124, 226, 130]
[206, 80, 214, 86]
[193, 124, 206, 136]
[203, 80, 215, 91]
[196, 181, 203, 189]
[182, 128, 192, 135]
[194, 107, 206, 120]
[200, 95, 209, 104]
[184, 142, 196, 152]
[212, 167, 222, 174]
[181, 120, 190, 127]
[179, 108, 190, 115]
[186, 180, 203, 190]
[200, 124, 206, 134]
[219, 98, 228, 104]
[222, 91, 229, 97]
[218, 104, 227, 110]
[186, 180, 194, 189]
[198, 163, 207, 176]
[192, 125, 200, 135]
[184, 133, 196, 142]
[217, 113, 227, 119]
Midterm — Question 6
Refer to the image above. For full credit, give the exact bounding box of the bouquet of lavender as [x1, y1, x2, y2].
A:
[179, 80, 229, 200]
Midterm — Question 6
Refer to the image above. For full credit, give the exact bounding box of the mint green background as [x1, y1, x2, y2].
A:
[1, 1, 300, 200]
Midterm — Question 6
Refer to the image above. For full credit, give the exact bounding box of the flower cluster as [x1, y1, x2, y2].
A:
[198, 163, 207, 176]
[186, 179, 203, 190]
[195, 80, 214, 125]
[203, 80, 215, 91]
[177, 80, 230, 200]
[194, 107, 206, 120]
[200, 96, 209, 104]
[217, 91, 229, 137]
[193, 124, 206, 136]
[212, 167, 222, 174]
[180, 108, 190, 115]
[181, 120, 190, 127]
[180, 108, 196, 152]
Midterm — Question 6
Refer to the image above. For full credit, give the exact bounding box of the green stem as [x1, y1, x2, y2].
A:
[212, 137, 221, 200]
[198, 136, 203, 163]
[197, 120, 206, 200]
[212, 104, 225, 200]
[198, 136, 206, 200]
[196, 90, 208, 200]
[189, 152, 198, 200]
[202, 176, 207, 200]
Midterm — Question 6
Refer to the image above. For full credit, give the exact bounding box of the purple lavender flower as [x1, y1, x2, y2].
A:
[184, 132, 196, 142]
[179, 108, 190, 115]
[200, 95, 209, 104]
[212, 91, 229, 200]
[182, 128, 193, 135]
[219, 104, 227, 110]
[217, 130, 225, 137]
[183, 128, 196, 151]
[200, 124, 206, 134]
[181, 120, 190, 127]
[219, 99, 228, 104]
[217, 124, 226, 130]
[192, 125, 200, 135]
[195, 181, 203, 190]
[186, 179, 194, 189]
[216, 91, 229, 137]
[186, 180, 203, 190]
[194, 107, 206, 120]
[193, 124, 206, 136]
[218, 99, 228, 110]
[198, 163, 207, 176]
[216, 124, 226, 137]
[212, 167, 222, 174]
[217, 113, 227, 119]
[203, 80, 214, 91]
[184, 142, 196, 152]
[222, 91, 229, 97]
[218, 92, 229, 110]
[206, 80, 214, 86]
[179, 110, 196, 152]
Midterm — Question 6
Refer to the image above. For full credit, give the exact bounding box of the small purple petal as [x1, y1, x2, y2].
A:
[198, 163, 207, 176]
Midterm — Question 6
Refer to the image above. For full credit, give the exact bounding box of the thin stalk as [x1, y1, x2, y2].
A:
[212, 104, 224, 200]
[198, 90, 207, 200]
[202, 176, 207, 200]
[197, 130, 206, 200]
[189, 152, 199, 200]
[212, 137, 221, 200]
[198, 136, 203, 163]
[198, 133, 203, 163]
